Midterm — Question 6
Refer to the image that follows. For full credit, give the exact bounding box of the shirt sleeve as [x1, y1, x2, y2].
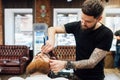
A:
[64, 21, 80, 34]
[96, 29, 113, 51]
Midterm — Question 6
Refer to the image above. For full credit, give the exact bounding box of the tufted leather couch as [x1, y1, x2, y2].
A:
[50, 46, 76, 79]
[52, 46, 76, 61]
[0, 45, 30, 74]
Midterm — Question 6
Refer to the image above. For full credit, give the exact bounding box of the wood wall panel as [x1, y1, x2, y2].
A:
[2, 0, 33, 8]
[51, 0, 84, 8]
[104, 51, 114, 68]
[35, 0, 51, 26]
[0, 0, 3, 44]
[104, 0, 120, 8]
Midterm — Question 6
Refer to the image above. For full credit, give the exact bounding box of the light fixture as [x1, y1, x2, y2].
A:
[67, 0, 72, 2]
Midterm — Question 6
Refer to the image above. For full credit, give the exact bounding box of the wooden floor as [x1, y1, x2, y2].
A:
[0, 68, 120, 80]
[104, 68, 120, 80]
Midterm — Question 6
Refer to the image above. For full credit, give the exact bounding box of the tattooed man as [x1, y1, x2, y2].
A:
[41, 0, 113, 80]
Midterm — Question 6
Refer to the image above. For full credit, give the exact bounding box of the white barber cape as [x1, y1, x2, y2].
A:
[8, 74, 68, 80]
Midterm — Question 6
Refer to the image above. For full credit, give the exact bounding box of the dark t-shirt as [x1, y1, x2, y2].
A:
[64, 21, 113, 79]
[115, 30, 120, 46]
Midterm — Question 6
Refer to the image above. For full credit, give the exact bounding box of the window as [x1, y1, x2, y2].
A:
[4, 9, 33, 50]
[53, 8, 81, 46]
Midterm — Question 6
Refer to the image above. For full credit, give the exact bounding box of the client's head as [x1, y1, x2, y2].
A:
[26, 52, 50, 75]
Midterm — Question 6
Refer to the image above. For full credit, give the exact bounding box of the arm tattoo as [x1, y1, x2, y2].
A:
[72, 48, 108, 69]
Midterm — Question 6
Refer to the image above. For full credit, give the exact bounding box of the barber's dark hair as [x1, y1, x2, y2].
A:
[82, 0, 104, 18]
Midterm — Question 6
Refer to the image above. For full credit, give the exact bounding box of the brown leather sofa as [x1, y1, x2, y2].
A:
[0, 45, 30, 74]
[52, 46, 76, 61]
[50, 46, 76, 79]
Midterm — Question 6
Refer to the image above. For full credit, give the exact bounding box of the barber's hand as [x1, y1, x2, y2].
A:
[41, 40, 54, 53]
[50, 60, 67, 73]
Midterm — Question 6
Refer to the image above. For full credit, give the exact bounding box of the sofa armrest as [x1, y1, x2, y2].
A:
[2, 60, 20, 67]
[19, 56, 29, 74]
[20, 56, 29, 63]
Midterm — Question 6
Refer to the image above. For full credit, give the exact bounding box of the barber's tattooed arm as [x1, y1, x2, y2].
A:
[71, 48, 108, 69]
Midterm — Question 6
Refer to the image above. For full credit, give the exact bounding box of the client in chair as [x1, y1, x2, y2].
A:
[8, 52, 68, 80]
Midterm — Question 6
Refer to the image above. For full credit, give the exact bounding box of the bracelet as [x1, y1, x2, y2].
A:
[65, 61, 74, 70]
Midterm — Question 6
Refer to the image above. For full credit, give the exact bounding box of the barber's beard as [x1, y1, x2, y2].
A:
[81, 23, 96, 33]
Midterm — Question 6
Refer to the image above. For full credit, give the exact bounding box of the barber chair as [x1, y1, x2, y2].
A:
[0, 45, 30, 74]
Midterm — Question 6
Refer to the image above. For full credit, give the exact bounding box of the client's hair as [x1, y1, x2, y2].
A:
[26, 58, 50, 75]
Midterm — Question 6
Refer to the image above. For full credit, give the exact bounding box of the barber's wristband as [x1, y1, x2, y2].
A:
[65, 61, 74, 70]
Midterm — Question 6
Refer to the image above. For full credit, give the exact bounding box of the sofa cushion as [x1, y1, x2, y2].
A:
[5, 60, 20, 67]
[0, 60, 20, 67]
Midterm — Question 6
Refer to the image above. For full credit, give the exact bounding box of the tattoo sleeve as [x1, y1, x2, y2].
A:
[72, 48, 108, 69]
